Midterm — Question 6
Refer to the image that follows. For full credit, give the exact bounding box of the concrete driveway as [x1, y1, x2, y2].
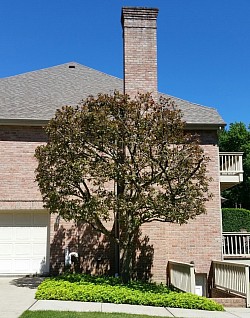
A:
[0, 276, 43, 318]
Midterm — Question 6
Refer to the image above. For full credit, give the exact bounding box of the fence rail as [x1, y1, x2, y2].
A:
[213, 260, 250, 307]
[220, 152, 244, 175]
[223, 232, 250, 256]
[168, 260, 195, 294]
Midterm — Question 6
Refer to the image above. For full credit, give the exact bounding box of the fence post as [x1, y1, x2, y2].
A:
[168, 261, 196, 294]
[190, 264, 195, 294]
[245, 266, 250, 307]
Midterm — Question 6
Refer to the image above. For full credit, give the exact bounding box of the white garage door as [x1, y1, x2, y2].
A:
[0, 211, 49, 275]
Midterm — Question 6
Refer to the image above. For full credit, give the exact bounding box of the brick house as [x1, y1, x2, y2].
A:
[0, 7, 241, 290]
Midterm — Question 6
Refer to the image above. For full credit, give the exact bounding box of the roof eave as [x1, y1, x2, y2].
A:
[0, 118, 227, 130]
[0, 118, 49, 126]
[185, 122, 227, 130]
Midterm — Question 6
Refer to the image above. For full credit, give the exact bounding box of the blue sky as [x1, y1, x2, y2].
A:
[1, 0, 250, 127]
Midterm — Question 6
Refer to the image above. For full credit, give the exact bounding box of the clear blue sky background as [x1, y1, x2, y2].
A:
[1, 0, 250, 127]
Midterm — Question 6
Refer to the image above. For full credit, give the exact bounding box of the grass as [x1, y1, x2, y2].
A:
[19, 311, 173, 318]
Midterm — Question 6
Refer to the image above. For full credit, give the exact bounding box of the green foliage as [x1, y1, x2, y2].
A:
[222, 208, 250, 232]
[36, 92, 211, 226]
[35, 274, 224, 311]
[35, 92, 212, 280]
[56, 273, 168, 293]
[219, 122, 250, 209]
[219, 122, 250, 153]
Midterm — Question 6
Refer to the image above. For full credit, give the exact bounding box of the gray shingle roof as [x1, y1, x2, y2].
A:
[0, 62, 225, 126]
[161, 93, 226, 126]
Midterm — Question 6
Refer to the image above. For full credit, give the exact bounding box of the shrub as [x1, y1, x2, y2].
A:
[50, 274, 170, 294]
[35, 274, 224, 311]
[222, 208, 250, 232]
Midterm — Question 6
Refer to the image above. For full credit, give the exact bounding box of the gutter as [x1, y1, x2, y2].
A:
[0, 118, 226, 130]
[0, 118, 49, 126]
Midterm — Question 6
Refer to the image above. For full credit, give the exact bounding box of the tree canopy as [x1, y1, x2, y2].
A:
[35, 92, 211, 280]
[219, 122, 250, 209]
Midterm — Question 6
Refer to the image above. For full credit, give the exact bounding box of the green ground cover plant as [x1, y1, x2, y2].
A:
[35, 274, 224, 311]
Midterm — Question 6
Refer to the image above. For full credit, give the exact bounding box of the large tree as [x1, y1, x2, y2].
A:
[219, 122, 250, 209]
[35, 92, 211, 281]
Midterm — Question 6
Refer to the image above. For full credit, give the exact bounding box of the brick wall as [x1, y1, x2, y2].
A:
[122, 7, 158, 101]
[0, 125, 46, 210]
[121, 7, 222, 282]
[211, 288, 246, 307]
[49, 214, 115, 275]
[0, 123, 222, 281]
[141, 130, 223, 282]
[0, 125, 113, 275]
[48, 129, 222, 282]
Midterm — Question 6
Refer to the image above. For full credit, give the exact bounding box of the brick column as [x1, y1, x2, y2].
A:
[121, 7, 159, 101]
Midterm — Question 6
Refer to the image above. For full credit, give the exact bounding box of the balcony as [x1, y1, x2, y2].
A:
[220, 152, 244, 191]
[223, 232, 250, 258]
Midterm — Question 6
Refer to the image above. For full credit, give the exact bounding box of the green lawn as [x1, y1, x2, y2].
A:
[19, 311, 172, 318]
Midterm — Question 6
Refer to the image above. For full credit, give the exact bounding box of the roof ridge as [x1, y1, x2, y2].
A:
[0, 63, 218, 114]
[0, 62, 74, 80]
[0, 61, 122, 82]
[0, 63, 225, 125]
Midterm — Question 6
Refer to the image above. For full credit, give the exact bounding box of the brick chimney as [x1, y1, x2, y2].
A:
[121, 7, 159, 101]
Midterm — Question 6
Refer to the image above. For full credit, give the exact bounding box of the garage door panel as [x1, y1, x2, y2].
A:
[15, 227, 31, 240]
[0, 211, 49, 275]
[0, 227, 13, 240]
[0, 259, 12, 272]
[33, 243, 46, 255]
[32, 258, 46, 272]
[32, 227, 47, 240]
[14, 259, 30, 272]
[0, 243, 13, 255]
[15, 243, 32, 255]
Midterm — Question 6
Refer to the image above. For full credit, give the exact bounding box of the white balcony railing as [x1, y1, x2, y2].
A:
[168, 260, 195, 294]
[213, 260, 250, 307]
[220, 152, 244, 190]
[223, 232, 250, 257]
[220, 152, 244, 174]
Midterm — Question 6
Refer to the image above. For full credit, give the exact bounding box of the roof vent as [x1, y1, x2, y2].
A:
[68, 65, 75, 68]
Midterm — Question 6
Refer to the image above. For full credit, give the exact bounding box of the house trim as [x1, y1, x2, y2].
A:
[0, 118, 226, 130]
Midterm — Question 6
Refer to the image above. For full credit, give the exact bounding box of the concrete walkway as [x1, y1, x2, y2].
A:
[30, 300, 250, 318]
[1, 276, 250, 318]
[0, 276, 41, 318]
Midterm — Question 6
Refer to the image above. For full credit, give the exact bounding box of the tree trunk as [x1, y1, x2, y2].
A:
[120, 232, 137, 283]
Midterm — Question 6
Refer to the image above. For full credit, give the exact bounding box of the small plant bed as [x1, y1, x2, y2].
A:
[36, 274, 223, 311]
[20, 311, 175, 318]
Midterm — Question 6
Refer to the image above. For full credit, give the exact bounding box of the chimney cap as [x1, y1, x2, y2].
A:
[122, 7, 159, 21]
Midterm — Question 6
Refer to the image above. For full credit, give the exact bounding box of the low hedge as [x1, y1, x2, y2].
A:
[222, 208, 250, 232]
[35, 274, 224, 311]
